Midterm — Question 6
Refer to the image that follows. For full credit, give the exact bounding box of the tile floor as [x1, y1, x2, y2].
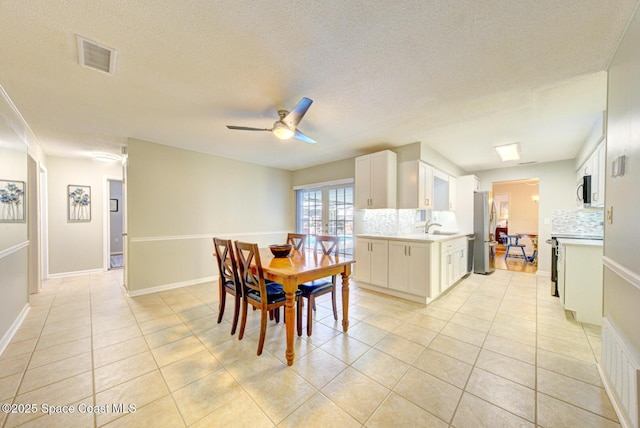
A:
[0, 269, 619, 427]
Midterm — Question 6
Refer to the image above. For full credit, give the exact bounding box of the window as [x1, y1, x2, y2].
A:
[295, 184, 354, 256]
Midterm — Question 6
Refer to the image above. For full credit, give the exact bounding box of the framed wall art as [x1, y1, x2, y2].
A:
[0, 180, 26, 223]
[68, 185, 91, 222]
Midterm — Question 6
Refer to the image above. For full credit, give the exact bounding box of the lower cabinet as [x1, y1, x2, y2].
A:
[355, 238, 388, 287]
[559, 242, 603, 325]
[388, 241, 429, 296]
[356, 236, 468, 304]
[439, 237, 467, 294]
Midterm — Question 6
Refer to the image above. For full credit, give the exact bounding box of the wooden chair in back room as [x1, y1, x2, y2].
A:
[213, 237, 242, 335]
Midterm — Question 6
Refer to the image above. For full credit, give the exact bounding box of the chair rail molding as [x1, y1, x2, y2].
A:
[0, 240, 29, 260]
[603, 256, 640, 292]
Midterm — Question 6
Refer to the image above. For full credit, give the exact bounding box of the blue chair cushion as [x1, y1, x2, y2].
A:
[222, 279, 236, 291]
[298, 278, 334, 295]
[245, 281, 301, 304]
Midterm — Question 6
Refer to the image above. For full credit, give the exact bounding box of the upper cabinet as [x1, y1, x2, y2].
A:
[398, 160, 457, 211]
[448, 176, 457, 211]
[576, 140, 606, 207]
[398, 161, 434, 210]
[433, 169, 451, 211]
[355, 150, 397, 209]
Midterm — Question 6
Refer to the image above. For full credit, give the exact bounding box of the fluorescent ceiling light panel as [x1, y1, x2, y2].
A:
[91, 153, 120, 163]
[494, 143, 521, 161]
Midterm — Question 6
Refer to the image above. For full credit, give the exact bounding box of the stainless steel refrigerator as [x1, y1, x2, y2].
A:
[473, 191, 496, 274]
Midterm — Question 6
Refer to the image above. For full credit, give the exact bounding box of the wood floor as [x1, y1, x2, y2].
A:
[494, 246, 538, 274]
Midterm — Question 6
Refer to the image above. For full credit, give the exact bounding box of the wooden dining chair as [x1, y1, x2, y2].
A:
[286, 233, 307, 251]
[234, 241, 301, 355]
[213, 238, 242, 335]
[296, 235, 339, 336]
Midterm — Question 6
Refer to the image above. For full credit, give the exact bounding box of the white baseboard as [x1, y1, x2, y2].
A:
[47, 268, 105, 279]
[127, 275, 217, 297]
[0, 304, 31, 357]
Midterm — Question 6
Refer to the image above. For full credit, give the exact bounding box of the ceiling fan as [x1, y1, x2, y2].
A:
[226, 97, 316, 144]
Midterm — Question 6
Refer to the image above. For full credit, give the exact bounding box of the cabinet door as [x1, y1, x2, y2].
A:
[593, 143, 606, 206]
[407, 244, 429, 296]
[388, 242, 409, 292]
[355, 238, 371, 283]
[420, 162, 434, 209]
[369, 151, 393, 208]
[355, 156, 371, 209]
[370, 239, 389, 287]
[448, 176, 457, 211]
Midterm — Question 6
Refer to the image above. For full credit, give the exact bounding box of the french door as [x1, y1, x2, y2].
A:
[295, 184, 354, 256]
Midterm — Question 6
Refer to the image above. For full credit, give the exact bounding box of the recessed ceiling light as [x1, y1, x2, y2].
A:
[91, 153, 121, 163]
[494, 143, 521, 162]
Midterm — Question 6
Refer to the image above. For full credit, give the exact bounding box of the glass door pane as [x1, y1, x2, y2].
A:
[296, 184, 353, 257]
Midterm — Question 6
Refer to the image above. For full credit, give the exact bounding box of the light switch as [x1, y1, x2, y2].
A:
[606, 206, 613, 224]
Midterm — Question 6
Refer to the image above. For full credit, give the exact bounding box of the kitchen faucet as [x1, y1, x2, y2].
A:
[423, 220, 442, 234]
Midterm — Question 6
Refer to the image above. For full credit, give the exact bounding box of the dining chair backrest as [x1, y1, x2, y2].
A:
[213, 237, 241, 294]
[315, 235, 339, 256]
[234, 241, 267, 299]
[286, 233, 307, 251]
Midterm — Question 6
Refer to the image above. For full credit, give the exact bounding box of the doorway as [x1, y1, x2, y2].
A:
[108, 179, 123, 269]
[492, 179, 539, 273]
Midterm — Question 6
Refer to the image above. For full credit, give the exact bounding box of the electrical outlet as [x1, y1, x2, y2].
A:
[606, 206, 613, 224]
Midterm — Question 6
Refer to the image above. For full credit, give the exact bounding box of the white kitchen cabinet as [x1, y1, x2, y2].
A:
[439, 237, 467, 293]
[448, 176, 457, 211]
[355, 237, 388, 287]
[388, 241, 430, 296]
[355, 150, 397, 209]
[558, 240, 603, 325]
[591, 142, 606, 207]
[398, 161, 434, 210]
[576, 140, 606, 207]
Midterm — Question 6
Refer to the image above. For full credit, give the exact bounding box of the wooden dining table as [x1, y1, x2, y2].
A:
[259, 248, 355, 365]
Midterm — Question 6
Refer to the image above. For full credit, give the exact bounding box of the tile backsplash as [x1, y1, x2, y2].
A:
[551, 209, 604, 237]
[355, 209, 458, 235]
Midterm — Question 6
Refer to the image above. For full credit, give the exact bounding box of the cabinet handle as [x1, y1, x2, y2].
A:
[409, 246, 411, 256]
[404, 246, 407, 256]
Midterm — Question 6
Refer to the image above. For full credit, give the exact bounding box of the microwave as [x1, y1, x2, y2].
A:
[577, 175, 592, 207]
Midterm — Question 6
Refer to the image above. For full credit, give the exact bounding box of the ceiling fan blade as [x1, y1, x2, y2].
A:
[293, 129, 316, 144]
[283, 97, 313, 129]
[226, 125, 271, 131]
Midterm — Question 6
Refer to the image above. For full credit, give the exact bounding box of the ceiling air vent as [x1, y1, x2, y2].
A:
[76, 36, 117, 75]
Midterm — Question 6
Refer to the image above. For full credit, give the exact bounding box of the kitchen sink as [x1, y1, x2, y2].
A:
[432, 231, 459, 236]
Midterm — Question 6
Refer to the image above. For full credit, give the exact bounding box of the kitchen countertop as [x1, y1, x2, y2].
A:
[356, 232, 468, 242]
[557, 238, 603, 247]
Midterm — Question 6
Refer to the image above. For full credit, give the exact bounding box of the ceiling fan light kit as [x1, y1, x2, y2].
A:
[272, 120, 295, 140]
[227, 97, 316, 144]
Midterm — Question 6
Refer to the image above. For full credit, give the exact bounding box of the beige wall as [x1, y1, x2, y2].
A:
[292, 157, 354, 188]
[0, 87, 30, 352]
[47, 156, 122, 275]
[492, 181, 539, 235]
[472, 160, 576, 275]
[603, 6, 640, 355]
[126, 139, 294, 293]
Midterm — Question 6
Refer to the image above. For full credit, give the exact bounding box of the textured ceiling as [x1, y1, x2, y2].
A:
[0, 1, 637, 171]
